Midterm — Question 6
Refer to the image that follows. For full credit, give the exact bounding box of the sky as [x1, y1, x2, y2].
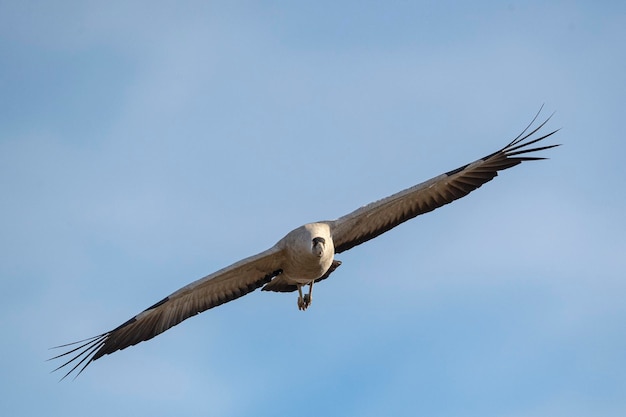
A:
[1, 1, 625, 416]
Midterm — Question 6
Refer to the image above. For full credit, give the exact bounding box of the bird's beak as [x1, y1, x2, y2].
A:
[312, 237, 325, 257]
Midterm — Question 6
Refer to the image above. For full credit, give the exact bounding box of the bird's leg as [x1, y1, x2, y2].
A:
[302, 281, 314, 309]
[297, 285, 306, 311]
[297, 282, 314, 311]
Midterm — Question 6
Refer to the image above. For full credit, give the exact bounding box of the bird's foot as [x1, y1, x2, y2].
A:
[297, 294, 312, 311]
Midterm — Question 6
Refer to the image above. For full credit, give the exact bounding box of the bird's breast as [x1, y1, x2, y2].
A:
[282, 246, 334, 284]
[278, 223, 335, 284]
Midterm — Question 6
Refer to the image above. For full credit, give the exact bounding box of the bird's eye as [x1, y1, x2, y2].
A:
[313, 237, 325, 245]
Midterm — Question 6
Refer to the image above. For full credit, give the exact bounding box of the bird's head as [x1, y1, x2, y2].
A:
[311, 237, 326, 257]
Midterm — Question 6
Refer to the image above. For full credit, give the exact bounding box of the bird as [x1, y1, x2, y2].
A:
[50, 109, 559, 379]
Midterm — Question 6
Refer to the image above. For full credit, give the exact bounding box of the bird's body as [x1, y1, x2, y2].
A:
[276, 223, 335, 287]
[50, 110, 560, 379]
[265, 223, 335, 310]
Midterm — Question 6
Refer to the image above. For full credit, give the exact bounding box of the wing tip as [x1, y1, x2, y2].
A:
[48, 332, 109, 381]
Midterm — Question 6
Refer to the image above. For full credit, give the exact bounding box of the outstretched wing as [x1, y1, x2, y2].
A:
[50, 246, 285, 379]
[328, 109, 560, 254]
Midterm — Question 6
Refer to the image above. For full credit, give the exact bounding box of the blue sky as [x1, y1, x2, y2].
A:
[1, 1, 625, 416]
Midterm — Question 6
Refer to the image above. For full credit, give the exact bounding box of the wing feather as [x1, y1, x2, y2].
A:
[329, 110, 560, 254]
[49, 246, 285, 379]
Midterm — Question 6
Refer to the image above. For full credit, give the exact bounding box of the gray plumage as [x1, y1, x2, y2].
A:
[50, 110, 559, 379]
